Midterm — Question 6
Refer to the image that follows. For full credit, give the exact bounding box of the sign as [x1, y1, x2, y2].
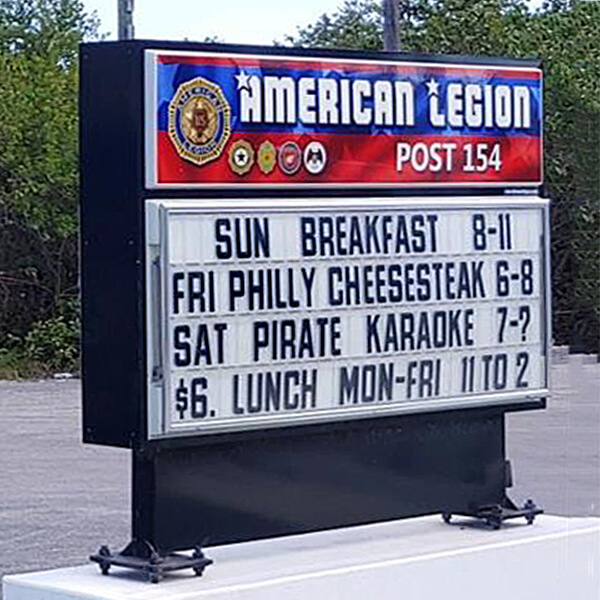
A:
[145, 51, 543, 189]
[146, 197, 549, 439]
[81, 42, 550, 556]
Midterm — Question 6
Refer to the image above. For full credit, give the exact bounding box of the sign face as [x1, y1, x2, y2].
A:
[145, 51, 543, 189]
[145, 197, 549, 439]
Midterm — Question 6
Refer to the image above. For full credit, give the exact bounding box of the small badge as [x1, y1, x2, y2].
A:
[278, 141, 302, 175]
[229, 140, 255, 175]
[258, 140, 277, 175]
[168, 77, 231, 168]
[303, 141, 327, 175]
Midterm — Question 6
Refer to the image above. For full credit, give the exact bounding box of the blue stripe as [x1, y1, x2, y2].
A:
[156, 63, 541, 137]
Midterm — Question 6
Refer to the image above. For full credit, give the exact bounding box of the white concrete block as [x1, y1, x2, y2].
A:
[4, 515, 600, 600]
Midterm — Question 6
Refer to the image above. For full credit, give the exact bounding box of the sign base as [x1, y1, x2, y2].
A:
[131, 409, 514, 552]
[443, 496, 543, 529]
[4, 515, 599, 600]
[89, 540, 212, 584]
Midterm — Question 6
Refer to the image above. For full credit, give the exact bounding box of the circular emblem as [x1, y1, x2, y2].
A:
[168, 77, 231, 167]
[229, 140, 255, 175]
[303, 141, 327, 175]
[278, 141, 302, 175]
[258, 140, 276, 175]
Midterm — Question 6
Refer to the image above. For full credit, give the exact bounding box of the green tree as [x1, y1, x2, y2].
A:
[288, 0, 600, 353]
[285, 1, 384, 50]
[0, 0, 98, 373]
[528, 1, 599, 351]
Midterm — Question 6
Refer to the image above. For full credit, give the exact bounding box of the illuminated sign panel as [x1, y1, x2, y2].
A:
[145, 51, 543, 188]
[145, 197, 549, 438]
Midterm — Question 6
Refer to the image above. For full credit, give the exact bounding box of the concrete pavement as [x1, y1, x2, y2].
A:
[0, 353, 598, 596]
[0, 380, 129, 588]
[508, 352, 600, 517]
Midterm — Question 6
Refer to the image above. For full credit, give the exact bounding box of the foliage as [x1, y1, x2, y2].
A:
[525, 2, 599, 352]
[0, 332, 46, 379]
[0, 0, 98, 375]
[284, 1, 384, 50]
[0, 299, 79, 379]
[288, 0, 599, 353]
[0, 348, 45, 379]
[24, 311, 80, 372]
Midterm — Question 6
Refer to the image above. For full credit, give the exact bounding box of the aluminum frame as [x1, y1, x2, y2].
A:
[145, 196, 550, 440]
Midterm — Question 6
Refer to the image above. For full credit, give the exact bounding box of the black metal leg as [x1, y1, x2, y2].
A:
[90, 539, 213, 583]
[441, 497, 543, 529]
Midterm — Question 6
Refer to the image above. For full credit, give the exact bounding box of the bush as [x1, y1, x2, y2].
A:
[24, 312, 80, 373]
[0, 334, 46, 379]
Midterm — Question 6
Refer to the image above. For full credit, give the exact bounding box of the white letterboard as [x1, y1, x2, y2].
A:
[145, 197, 550, 438]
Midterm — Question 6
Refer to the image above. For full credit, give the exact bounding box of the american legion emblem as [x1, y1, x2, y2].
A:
[168, 77, 231, 167]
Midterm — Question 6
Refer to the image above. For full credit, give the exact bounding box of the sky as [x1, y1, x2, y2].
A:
[81, 0, 346, 45]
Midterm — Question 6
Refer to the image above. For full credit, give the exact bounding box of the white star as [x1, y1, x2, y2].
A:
[425, 78, 440, 96]
[235, 70, 250, 91]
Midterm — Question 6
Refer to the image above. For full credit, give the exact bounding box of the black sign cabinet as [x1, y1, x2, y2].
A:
[80, 40, 549, 581]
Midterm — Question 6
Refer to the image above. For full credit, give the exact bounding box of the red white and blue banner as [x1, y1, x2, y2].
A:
[144, 50, 542, 189]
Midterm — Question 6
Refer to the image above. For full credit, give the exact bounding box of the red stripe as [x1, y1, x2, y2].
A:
[155, 131, 541, 186]
[155, 53, 541, 80]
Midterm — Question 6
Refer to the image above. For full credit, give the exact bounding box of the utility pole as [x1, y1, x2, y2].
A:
[118, 0, 135, 40]
[383, 0, 399, 52]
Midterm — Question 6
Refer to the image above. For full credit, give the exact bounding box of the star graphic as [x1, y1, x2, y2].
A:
[235, 70, 250, 91]
[425, 78, 440, 96]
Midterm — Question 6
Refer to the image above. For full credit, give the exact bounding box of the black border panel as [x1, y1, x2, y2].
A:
[80, 43, 146, 447]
